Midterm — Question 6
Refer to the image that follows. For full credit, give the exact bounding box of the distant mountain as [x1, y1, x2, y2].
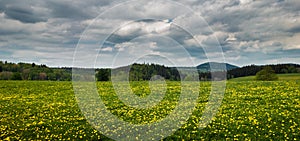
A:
[197, 62, 239, 72]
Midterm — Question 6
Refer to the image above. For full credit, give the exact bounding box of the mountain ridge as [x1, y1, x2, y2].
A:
[175, 62, 239, 72]
[196, 62, 239, 72]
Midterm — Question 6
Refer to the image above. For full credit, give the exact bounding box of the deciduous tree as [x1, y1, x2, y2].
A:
[256, 66, 278, 81]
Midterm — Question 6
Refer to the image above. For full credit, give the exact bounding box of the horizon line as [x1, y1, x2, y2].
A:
[1, 60, 300, 69]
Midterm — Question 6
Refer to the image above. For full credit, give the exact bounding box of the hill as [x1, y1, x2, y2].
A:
[196, 62, 239, 72]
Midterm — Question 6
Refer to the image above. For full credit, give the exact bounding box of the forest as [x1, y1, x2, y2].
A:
[0, 61, 299, 81]
[0, 61, 71, 81]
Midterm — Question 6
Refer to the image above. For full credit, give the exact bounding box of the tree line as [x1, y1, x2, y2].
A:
[97, 63, 181, 81]
[0, 61, 299, 81]
[227, 64, 300, 79]
[0, 61, 71, 81]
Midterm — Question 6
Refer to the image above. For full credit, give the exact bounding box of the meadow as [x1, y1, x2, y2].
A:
[229, 73, 300, 81]
[0, 80, 299, 140]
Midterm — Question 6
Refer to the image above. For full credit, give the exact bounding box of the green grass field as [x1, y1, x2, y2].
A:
[0, 81, 299, 140]
[229, 73, 300, 81]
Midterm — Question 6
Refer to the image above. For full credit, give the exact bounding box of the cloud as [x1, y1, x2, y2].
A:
[0, 0, 49, 23]
[46, 1, 94, 20]
[115, 20, 172, 36]
[4, 5, 47, 23]
[0, 0, 299, 67]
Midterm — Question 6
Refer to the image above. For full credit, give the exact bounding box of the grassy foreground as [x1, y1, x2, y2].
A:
[0, 81, 299, 140]
[229, 73, 300, 81]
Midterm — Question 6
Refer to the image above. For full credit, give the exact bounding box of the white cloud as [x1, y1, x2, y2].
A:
[115, 20, 171, 36]
[100, 47, 113, 52]
[282, 33, 300, 50]
[239, 0, 252, 5]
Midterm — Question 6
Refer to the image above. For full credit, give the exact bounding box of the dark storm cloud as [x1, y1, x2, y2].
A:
[4, 5, 47, 23]
[205, 5, 259, 33]
[184, 47, 207, 59]
[0, 0, 48, 23]
[280, 0, 300, 12]
[46, 1, 93, 20]
[286, 25, 300, 33]
[0, 28, 26, 36]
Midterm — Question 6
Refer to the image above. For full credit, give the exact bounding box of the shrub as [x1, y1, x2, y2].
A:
[256, 66, 278, 81]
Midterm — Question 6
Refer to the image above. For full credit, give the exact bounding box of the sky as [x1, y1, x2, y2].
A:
[0, 0, 300, 68]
